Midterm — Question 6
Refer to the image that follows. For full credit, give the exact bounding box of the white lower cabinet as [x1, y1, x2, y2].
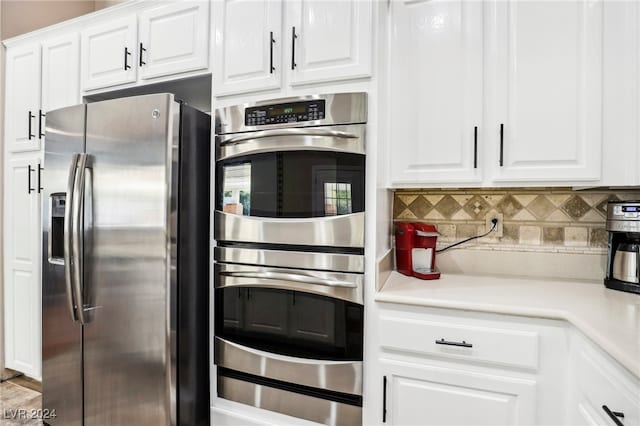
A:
[3, 154, 42, 379]
[568, 333, 640, 426]
[373, 303, 579, 426]
[380, 359, 536, 425]
[374, 302, 640, 426]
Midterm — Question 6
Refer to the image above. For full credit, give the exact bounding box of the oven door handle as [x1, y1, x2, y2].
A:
[216, 125, 366, 159]
[216, 264, 364, 304]
[220, 128, 359, 146]
[220, 270, 358, 288]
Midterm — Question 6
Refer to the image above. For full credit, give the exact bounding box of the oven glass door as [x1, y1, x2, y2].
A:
[217, 151, 365, 218]
[215, 286, 363, 361]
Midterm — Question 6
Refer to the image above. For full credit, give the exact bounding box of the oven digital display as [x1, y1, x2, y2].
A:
[245, 100, 325, 126]
[268, 105, 307, 117]
[622, 206, 640, 212]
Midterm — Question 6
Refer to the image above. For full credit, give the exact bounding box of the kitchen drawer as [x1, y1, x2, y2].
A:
[576, 346, 640, 426]
[380, 315, 539, 370]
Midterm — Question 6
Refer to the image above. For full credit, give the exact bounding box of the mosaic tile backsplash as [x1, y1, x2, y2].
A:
[393, 188, 640, 253]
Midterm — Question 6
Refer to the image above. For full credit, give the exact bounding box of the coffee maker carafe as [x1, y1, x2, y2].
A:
[604, 201, 640, 294]
[394, 222, 441, 280]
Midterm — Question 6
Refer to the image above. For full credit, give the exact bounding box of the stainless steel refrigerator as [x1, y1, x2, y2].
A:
[41, 93, 210, 426]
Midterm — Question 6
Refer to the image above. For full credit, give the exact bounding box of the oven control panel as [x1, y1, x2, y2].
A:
[245, 100, 326, 126]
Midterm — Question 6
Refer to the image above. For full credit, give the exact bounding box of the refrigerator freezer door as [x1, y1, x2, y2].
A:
[42, 104, 86, 426]
[83, 94, 177, 425]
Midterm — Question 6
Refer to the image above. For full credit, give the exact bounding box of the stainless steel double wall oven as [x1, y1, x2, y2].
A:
[214, 93, 366, 425]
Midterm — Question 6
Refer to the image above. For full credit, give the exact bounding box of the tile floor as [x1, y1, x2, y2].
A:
[0, 374, 42, 425]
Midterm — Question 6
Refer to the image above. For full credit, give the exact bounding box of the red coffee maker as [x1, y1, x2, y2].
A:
[395, 222, 441, 280]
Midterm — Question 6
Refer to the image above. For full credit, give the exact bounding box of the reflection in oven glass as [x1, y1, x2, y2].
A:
[223, 163, 251, 215]
[216, 287, 363, 360]
[324, 182, 352, 216]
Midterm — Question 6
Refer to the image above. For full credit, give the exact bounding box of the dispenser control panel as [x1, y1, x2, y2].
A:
[606, 201, 640, 232]
[245, 100, 326, 126]
[611, 203, 640, 218]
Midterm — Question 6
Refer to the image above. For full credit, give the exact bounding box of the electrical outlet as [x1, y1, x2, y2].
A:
[485, 211, 504, 237]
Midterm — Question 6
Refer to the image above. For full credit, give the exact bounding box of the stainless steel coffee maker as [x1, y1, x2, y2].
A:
[605, 201, 640, 294]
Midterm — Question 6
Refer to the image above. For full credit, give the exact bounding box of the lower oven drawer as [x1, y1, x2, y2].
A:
[218, 375, 362, 426]
[215, 337, 362, 396]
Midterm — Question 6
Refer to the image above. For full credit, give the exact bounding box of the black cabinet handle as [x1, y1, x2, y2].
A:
[382, 375, 387, 423]
[27, 165, 34, 194]
[38, 110, 46, 139]
[473, 126, 478, 169]
[124, 47, 131, 70]
[499, 123, 504, 167]
[38, 165, 44, 193]
[139, 43, 146, 67]
[269, 31, 275, 73]
[602, 405, 625, 426]
[435, 338, 473, 348]
[28, 111, 35, 140]
[291, 26, 297, 70]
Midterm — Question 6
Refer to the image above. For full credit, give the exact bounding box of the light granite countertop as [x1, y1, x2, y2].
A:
[376, 271, 640, 378]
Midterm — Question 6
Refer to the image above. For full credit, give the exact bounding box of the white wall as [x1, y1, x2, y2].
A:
[94, 0, 128, 11]
[1, 1, 96, 40]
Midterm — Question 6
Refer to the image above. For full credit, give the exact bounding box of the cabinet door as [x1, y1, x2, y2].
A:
[139, 1, 209, 80]
[5, 45, 41, 153]
[637, 2, 640, 184]
[41, 33, 80, 144]
[213, 0, 282, 96]
[81, 15, 137, 91]
[4, 155, 42, 379]
[380, 359, 536, 425]
[389, 0, 483, 186]
[488, 0, 603, 183]
[573, 401, 608, 426]
[286, 0, 372, 86]
[600, 1, 638, 186]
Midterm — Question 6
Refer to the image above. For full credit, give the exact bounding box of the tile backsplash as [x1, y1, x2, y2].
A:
[393, 188, 640, 253]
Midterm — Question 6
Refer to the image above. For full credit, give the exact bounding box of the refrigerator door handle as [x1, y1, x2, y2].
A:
[71, 153, 88, 325]
[64, 154, 80, 322]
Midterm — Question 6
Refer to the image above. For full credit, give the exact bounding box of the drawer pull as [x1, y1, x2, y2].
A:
[435, 338, 472, 348]
[602, 405, 625, 426]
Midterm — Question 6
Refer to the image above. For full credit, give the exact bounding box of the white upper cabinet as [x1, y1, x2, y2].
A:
[3, 154, 42, 379]
[138, 1, 209, 80]
[389, 0, 483, 185]
[487, 0, 603, 183]
[389, 0, 610, 187]
[286, 0, 372, 86]
[600, 1, 638, 186]
[41, 34, 80, 113]
[213, 0, 282, 96]
[81, 16, 137, 91]
[5, 44, 41, 153]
